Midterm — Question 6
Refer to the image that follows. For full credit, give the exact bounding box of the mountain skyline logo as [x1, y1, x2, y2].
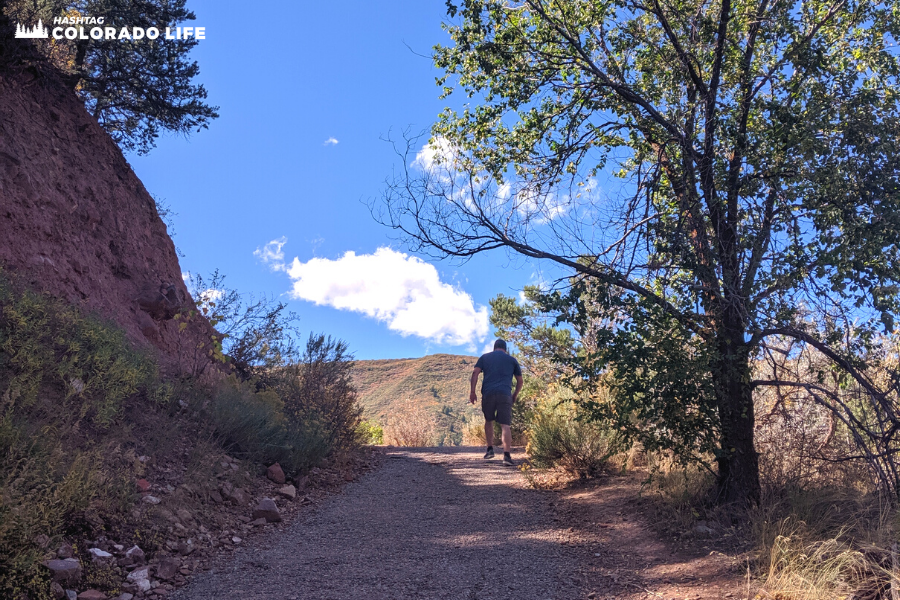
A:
[15, 20, 49, 39]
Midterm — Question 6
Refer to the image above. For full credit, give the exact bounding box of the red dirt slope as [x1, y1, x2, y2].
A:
[0, 69, 219, 371]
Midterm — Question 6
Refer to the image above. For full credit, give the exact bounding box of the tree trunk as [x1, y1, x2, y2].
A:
[713, 331, 761, 505]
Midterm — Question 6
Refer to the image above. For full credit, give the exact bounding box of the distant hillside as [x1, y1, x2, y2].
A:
[352, 354, 482, 445]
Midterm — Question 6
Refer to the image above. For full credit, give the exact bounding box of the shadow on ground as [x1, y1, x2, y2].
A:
[171, 447, 744, 600]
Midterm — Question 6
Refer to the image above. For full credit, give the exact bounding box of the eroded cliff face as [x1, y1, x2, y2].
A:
[0, 70, 219, 373]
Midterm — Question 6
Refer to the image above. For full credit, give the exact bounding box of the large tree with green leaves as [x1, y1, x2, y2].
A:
[1, 0, 217, 153]
[378, 0, 900, 504]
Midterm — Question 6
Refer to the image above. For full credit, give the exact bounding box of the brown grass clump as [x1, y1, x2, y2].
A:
[461, 420, 529, 447]
[383, 399, 438, 447]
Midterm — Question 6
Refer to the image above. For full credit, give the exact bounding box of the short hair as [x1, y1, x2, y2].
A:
[493, 339, 507, 351]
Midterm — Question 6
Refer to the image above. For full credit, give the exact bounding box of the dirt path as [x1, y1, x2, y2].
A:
[171, 448, 743, 600]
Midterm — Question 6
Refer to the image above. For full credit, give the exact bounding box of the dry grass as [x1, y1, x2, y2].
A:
[352, 355, 483, 446]
[749, 487, 900, 600]
[636, 448, 900, 600]
[756, 536, 873, 600]
[460, 420, 529, 447]
[383, 399, 438, 447]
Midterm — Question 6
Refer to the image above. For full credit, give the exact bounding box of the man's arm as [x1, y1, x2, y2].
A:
[512, 374, 524, 403]
[469, 367, 482, 404]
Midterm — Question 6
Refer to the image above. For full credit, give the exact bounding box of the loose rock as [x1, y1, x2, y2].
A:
[51, 581, 65, 599]
[222, 485, 249, 506]
[125, 546, 146, 563]
[175, 509, 193, 523]
[176, 540, 195, 556]
[77, 590, 107, 600]
[126, 566, 152, 593]
[45, 558, 82, 586]
[88, 548, 113, 561]
[155, 557, 180, 581]
[266, 463, 286, 484]
[276, 485, 297, 500]
[252, 498, 282, 523]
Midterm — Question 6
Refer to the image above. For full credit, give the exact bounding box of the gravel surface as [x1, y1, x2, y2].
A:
[171, 447, 586, 600]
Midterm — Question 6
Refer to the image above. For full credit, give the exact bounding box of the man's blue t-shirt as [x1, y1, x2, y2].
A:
[475, 350, 522, 395]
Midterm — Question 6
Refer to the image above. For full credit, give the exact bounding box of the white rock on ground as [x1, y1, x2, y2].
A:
[88, 548, 113, 561]
[276, 485, 297, 500]
[126, 566, 152, 593]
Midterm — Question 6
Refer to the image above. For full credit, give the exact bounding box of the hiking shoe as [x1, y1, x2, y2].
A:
[483, 447, 495, 460]
[503, 452, 514, 466]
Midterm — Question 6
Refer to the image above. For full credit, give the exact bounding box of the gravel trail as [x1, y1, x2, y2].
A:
[171, 447, 585, 600]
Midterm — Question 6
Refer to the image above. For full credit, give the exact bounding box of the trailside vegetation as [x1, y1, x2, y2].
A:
[0, 275, 362, 598]
[378, 0, 900, 506]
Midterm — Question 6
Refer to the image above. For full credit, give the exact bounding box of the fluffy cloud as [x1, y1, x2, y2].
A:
[283, 246, 489, 348]
[323, 137, 339, 146]
[412, 138, 593, 223]
[413, 135, 459, 175]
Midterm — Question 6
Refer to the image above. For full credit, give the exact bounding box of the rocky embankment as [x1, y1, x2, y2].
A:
[40, 449, 380, 600]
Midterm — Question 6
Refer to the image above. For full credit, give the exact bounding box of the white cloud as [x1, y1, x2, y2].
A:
[283, 247, 489, 348]
[324, 137, 339, 146]
[254, 237, 288, 271]
[413, 135, 456, 170]
[412, 137, 587, 224]
[412, 135, 468, 189]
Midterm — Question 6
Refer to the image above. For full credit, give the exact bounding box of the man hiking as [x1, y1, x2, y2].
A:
[469, 339, 523, 466]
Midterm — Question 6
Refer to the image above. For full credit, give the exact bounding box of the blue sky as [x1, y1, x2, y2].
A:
[131, 0, 544, 360]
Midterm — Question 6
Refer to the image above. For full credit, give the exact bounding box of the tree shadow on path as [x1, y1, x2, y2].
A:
[171, 447, 744, 600]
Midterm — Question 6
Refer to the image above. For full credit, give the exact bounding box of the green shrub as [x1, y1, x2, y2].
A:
[205, 380, 333, 474]
[276, 334, 362, 450]
[0, 278, 155, 599]
[357, 419, 384, 445]
[526, 401, 618, 478]
[0, 278, 166, 426]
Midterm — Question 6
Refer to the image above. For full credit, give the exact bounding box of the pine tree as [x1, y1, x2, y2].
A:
[2, 0, 218, 153]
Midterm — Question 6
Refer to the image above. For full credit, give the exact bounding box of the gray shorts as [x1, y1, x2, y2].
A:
[481, 392, 513, 426]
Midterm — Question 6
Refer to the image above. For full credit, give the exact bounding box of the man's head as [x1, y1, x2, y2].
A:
[493, 339, 507, 352]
